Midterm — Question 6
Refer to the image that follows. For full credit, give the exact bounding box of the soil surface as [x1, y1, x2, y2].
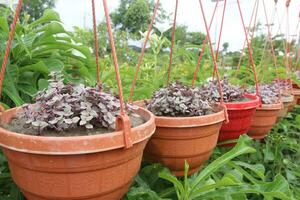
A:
[3, 113, 145, 137]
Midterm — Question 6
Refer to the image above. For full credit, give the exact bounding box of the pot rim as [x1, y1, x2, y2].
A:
[0, 107, 155, 155]
[224, 93, 260, 110]
[154, 105, 225, 128]
[257, 102, 282, 111]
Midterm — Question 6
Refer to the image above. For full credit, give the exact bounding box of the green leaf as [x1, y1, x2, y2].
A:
[193, 175, 293, 200]
[19, 61, 50, 75]
[0, 16, 9, 33]
[190, 135, 256, 192]
[29, 9, 61, 28]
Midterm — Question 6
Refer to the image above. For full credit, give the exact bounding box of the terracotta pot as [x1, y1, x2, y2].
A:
[248, 102, 282, 140]
[292, 89, 300, 105]
[218, 94, 260, 146]
[144, 106, 225, 177]
[0, 107, 155, 200]
[288, 95, 297, 112]
[277, 95, 294, 122]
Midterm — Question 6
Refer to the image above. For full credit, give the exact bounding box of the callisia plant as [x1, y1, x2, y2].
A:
[21, 72, 135, 133]
[146, 82, 215, 117]
[200, 79, 245, 102]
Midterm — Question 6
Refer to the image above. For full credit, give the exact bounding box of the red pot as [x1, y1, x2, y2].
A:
[144, 106, 226, 176]
[218, 94, 260, 146]
[248, 102, 282, 139]
[277, 95, 294, 122]
[292, 82, 300, 89]
[0, 107, 155, 200]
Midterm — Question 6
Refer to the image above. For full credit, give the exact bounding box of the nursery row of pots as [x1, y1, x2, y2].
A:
[0, 80, 299, 200]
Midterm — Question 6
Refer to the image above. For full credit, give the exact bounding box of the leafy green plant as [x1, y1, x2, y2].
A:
[0, 8, 97, 108]
[124, 135, 294, 200]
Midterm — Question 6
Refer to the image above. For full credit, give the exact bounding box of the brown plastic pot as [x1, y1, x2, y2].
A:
[143, 106, 226, 177]
[292, 88, 300, 105]
[248, 102, 282, 140]
[288, 95, 297, 112]
[0, 107, 155, 200]
[277, 95, 294, 122]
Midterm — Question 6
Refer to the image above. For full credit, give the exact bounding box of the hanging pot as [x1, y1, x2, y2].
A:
[292, 88, 300, 105]
[277, 95, 294, 122]
[248, 102, 282, 139]
[0, 107, 155, 200]
[288, 94, 297, 112]
[218, 93, 260, 146]
[143, 105, 225, 177]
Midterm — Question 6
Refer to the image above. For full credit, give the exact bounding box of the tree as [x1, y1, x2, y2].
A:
[23, 0, 56, 22]
[222, 42, 229, 53]
[111, 0, 168, 35]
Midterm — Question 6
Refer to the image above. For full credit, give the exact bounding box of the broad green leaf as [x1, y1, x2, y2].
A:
[190, 135, 256, 192]
[0, 16, 9, 33]
[29, 9, 61, 28]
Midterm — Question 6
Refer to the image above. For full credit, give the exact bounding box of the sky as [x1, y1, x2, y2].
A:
[53, 0, 299, 51]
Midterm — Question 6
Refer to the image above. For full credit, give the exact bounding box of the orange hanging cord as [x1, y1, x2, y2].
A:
[290, 11, 300, 72]
[102, 0, 132, 148]
[237, 0, 260, 99]
[236, 0, 259, 71]
[0, 0, 23, 99]
[191, 0, 219, 86]
[128, 0, 160, 102]
[198, 0, 229, 123]
[212, 0, 227, 79]
[284, 0, 292, 94]
[92, 0, 101, 84]
[166, 0, 179, 85]
[261, 0, 282, 101]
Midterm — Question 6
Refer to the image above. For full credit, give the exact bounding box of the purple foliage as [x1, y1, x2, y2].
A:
[146, 82, 215, 117]
[200, 79, 245, 102]
[21, 72, 135, 133]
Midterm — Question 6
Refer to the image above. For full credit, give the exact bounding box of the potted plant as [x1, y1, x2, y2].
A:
[0, 73, 155, 200]
[200, 79, 260, 146]
[143, 82, 226, 176]
[247, 84, 282, 139]
[274, 80, 295, 120]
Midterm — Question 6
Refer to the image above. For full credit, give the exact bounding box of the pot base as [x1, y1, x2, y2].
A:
[248, 103, 281, 140]
[22, 182, 131, 200]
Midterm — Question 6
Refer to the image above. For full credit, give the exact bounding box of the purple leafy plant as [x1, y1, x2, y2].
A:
[200, 79, 245, 102]
[146, 82, 215, 117]
[248, 84, 279, 104]
[21, 72, 135, 133]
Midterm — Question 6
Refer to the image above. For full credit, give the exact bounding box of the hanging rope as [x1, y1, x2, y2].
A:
[0, 0, 23, 98]
[285, 0, 292, 94]
[198, 0, 228, 123]
[261, 0, 282, 100]
[237, 0, 260, 97]
[102, 0, 132, 148]
[212, 0, 227, 79]
[166, 0, 179, 85]
[129, 0, 160, 102]
[236, 0, 259, 71]
[290, 11, 300, 72]
[92, 0, 101, 84]
[191, 0, 219, 86]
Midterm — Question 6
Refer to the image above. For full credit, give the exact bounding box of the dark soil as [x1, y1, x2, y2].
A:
[3, 113, 145, 137]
